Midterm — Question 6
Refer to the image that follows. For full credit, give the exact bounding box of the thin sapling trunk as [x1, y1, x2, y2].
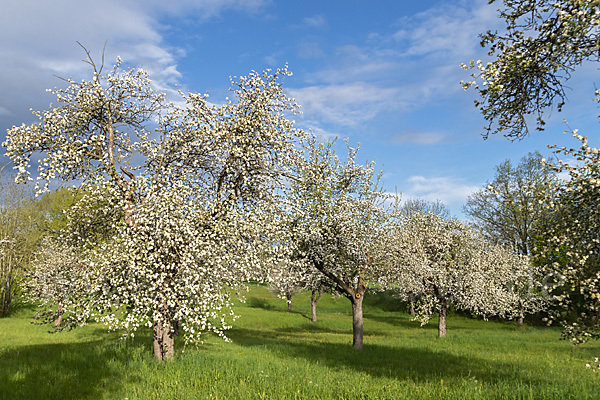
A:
[311, 289, 322, 322]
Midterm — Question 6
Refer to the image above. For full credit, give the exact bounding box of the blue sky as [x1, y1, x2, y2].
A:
[1, 0, 598, 217]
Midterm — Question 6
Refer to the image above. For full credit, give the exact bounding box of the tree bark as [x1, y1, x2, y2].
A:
[54, 302, 63, 328]
[438, 300, 448, 338]
[518, 314, 524, 329]
[153, 318, 175, 360]
[0, 263, 14, 316]
[351, 293, 364, 349]
[286, 294, 292, 311]
[311, 289, 322, 322]
[312, 259, 369, 349]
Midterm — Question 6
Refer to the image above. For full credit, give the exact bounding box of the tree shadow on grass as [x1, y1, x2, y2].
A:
[364, 313, 504, 335]
[275, 322, 352, 336]
[245, 296, 277, 310]
[0, 297, 38, 319]
[364, 313, 438, 331]
[227, 327, 538, 387]
[0, 333, 144, 400]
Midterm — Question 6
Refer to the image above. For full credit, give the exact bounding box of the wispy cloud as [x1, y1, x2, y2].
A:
[264, 50, 286, 66]
[403, 175, 480, 214]
[288, 1, 499, 130]
[392, 132, 446, 145]
[303, 123, 341, 141]
[303, 15, 326, 28]
[297, 42, 326, 59]
[289, 83, 406, 126]
[391, 1, 499, 58]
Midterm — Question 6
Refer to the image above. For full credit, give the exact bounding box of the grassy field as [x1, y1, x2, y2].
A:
[1, 286, 599, 399]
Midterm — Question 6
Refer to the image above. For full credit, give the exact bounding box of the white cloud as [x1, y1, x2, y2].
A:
[287, 0, 500, 130]
[392, 132, 445, 145]
[289, 83, 407, 126]
[392, 1, 499, 58]
[297, 42, 326, 59]
[403, 175, 480, 213]
[0, 0, 269, 134]
[300, 122, 341, 141]
[264, 50, 285, 66]
[133, 0, 268, 20]
[309, 60, 402, 85]
[303, 15, 326, 28]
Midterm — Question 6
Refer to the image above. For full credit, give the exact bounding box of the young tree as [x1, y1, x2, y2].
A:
[268, 258, 333, 320]
[0, 177, 37, 316]
[268, 260, 306, 311]
[35, 187, 79, 235]
[4, 51, 304, 359]
[461, 0, 600, 139]
[285, 137, 389, 349]
[24, 237, 90, 329]
[306, 271, 334, 323]
[395, 198, 451, 314]
[379, 212, 538, 338]
[399, 198, 451, 219]
[464, 151, 556, 255]
[534, 132, 600, 344]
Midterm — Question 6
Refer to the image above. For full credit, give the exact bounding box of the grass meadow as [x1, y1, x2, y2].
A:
[1, 285, 599, 399]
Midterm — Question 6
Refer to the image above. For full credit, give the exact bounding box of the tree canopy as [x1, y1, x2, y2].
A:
[283, 137, 390, 349]
[534, 133, 600, 344]
[462, 0, 600, 139]
[5, 52, 304, 360]
[378, 212, 538, 337]
[463, 151, 556, 255]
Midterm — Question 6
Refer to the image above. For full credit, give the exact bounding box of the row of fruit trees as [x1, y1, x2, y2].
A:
[1, 51, 563, 360]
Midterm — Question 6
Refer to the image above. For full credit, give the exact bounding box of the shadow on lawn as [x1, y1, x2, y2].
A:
[245, 296, 277, 310]
[364, 313, 438, 331]
[0, 298, 38, 319]
[227, 326, 532, 386]
[0, 331, 146, 400]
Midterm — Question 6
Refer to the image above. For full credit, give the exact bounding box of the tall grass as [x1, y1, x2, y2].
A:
[1, 286, 598, 399]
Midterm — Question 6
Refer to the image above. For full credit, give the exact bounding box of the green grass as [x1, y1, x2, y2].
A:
[1, 286, 599, 399]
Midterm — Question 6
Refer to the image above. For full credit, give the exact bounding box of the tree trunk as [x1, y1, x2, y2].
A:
[0, 269, 13, 316]
[286, 294, 292, 311]
[0, 287, 9, 315]
[311, 289, 322, 322]
[518, 314, 524, 329]
[153, 318, 175, 360]
[438, 300, 448, 338]
[351, 294, 364, 349]
[54, 302, 63, 328]
[409, 302, 415, 315]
